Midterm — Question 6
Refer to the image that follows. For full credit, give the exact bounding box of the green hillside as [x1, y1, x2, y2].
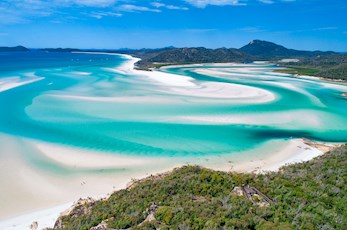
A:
[117, 40, 347, 80]
[51, 144, 347, 230]
[0, 46, 29, 52]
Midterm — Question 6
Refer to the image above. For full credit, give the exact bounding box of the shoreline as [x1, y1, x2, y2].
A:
[0, 53, 345, 229]
[0, 138, 339, 230]
[273, 67, 347, 85]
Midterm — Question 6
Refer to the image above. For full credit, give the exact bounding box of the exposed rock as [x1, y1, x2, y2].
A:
[232, 186, 244, 196]
[90, 220, 114, 230]
[54, 197, 97, 229]
[192, 196, 207, 202]
[138, 203, 158, 226]
[30, 221, 38, 230]
[232, 185, 273, 207]
[302, 138, 340, 152]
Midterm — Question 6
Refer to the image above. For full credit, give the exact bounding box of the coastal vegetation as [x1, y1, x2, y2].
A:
[279, 56, 347, 81]
[52, 144, 347, 230]
[8, 40, 346, 80]
[118, 40, 347, 81]
[0, 45, 29, 52]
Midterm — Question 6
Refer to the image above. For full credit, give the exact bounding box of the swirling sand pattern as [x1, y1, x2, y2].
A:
[1, 52, 347, 159]
[1, 52, 347, 221]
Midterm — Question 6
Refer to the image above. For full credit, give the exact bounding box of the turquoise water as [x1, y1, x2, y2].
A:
[1, 52, 347, 160]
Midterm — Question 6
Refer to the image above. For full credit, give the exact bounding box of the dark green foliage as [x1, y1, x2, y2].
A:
[120, 40, 347, 81]
[0, 45, 29, 52]
[279, 54, 347, 80]
[54, 145, 347, 229]
[147, 47, 252, 64]
[240, 40, 335, 58]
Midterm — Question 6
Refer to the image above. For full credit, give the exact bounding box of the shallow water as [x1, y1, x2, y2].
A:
[1, 52, 347, 169]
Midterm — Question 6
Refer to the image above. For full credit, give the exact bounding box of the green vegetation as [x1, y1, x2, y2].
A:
[52, 145, 347, 230]
[276, 54, 347, 81]
[0, 45, 29, 52]
[41, 40, 347, 80]
[274, 66, 321, 76]
[119, 40, 347, 81]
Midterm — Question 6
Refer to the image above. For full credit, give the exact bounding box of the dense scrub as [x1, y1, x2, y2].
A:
[280, 54, 347, 80]
[53, 145, 346, 230]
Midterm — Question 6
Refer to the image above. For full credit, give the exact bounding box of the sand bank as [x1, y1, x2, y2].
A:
[0, 76, 44, 93]
[0, 136, 336, 230]
[0, 134, 173, 221]
[119, 56, 275, 102]
[0, 54, 343, 229]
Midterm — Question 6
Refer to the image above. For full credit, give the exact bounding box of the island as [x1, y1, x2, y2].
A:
[0, 46, 29, 52]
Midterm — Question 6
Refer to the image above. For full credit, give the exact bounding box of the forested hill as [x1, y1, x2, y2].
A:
[0, 46, 29, 52]
[51, 144, 347, 230]
[9, 40, 347, 80]
[115, 40, 347, 80]
[239, 39, 335, 58]
[145, 47, 252, 63]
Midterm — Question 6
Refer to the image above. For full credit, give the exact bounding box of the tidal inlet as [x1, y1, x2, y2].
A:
[0, 51, 347, 220]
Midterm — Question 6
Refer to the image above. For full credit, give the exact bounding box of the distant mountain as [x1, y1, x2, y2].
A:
[240, 40, 335, 58]
[2, 41, 344, 80]
[117, 47, 252, 69]
[40, 48, 81, 52]
[147, 47, 251, 63]
[115, 40, 346, 80]
[0, 45, 29, 52]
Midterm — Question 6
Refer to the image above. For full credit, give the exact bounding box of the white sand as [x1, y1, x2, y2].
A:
[0, 134, 173, 224]
[233, 139, 324, 172]
[0, 135, 331, 229]
[71, 53, 275, 102]
[69, 71, 92, 76]
[0, 76, 44, 93]
[172, 109, 324, 129]
[0, 202, 73, 230]
[165, 81, 275, 101]
[0, 54, 340, 229]
[34, 142, 160, 169]
[50, 94, 176, 103]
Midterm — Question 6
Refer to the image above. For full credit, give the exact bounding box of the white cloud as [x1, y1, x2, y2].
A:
[152, 2, 166, 8]
[258, 0, 297, 3]
[71, 0, 117, 7]
[312, 27, 338, 31]
[89, 11, 122, 19]
[118, 4, 161, 12]
[151, 2, 189, 10]
[184, 0, 246, 8]
[258, 0, 274, 4]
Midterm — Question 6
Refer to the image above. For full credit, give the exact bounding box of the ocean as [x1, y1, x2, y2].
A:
[0, 51, 347, 219]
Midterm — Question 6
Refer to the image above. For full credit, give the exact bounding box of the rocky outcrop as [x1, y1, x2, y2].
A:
[232, 185, 273, 207]
[54, 197, 97, 229]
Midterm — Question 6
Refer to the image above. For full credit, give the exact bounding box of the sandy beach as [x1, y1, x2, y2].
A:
[0, 134, 336, 230]
[0, 76, 44, 93]
[0, 54, 344, 229]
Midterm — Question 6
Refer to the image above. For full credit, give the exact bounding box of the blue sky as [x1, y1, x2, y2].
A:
[0, 0, 346, 51]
